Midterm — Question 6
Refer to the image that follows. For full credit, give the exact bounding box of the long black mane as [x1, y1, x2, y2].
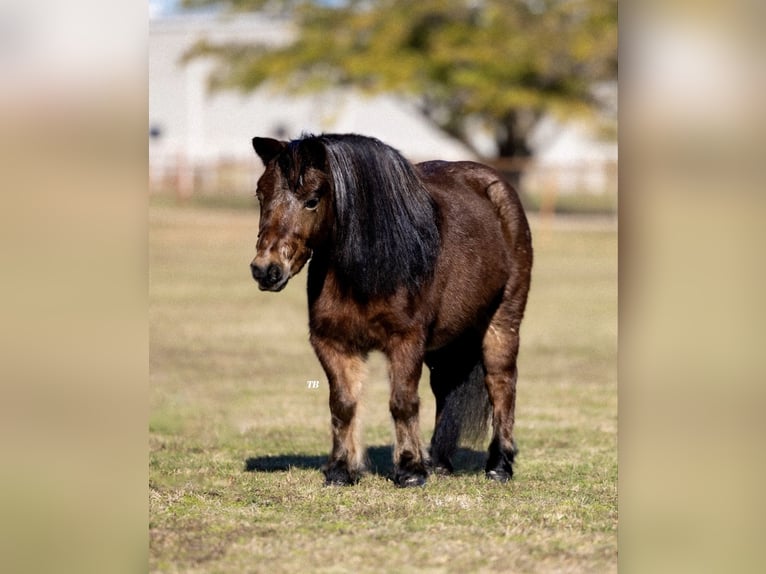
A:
[297, 133, 440, 298]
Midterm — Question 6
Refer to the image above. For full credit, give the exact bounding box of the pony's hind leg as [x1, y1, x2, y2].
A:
[481, 178, 532, 482]
[310, 335, 366, 485]
[482, 320, 520, 482]
[482, 281, 529, 482]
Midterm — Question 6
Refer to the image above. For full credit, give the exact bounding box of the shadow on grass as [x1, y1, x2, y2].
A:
[244, 445, 487, 477]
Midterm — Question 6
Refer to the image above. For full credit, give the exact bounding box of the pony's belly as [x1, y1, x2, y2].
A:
[425, 268, 509, 351]
[425, 327, 462, 352]
[425, 316, 485, 351]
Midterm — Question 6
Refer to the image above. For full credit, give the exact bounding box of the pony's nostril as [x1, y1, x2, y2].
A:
[251, 260, 286, 290]
[251, 262, 266, 281]
[267, 264, 283, 283]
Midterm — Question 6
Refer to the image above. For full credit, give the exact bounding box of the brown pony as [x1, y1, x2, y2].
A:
[250, 133, 532, 487]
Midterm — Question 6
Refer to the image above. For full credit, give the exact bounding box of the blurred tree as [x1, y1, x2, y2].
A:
[182, 0, 617, 160]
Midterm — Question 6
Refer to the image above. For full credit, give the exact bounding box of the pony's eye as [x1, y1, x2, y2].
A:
[304, 197, 320, 211]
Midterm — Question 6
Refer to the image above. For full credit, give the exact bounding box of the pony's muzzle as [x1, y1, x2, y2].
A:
[250, 261, 286, 291]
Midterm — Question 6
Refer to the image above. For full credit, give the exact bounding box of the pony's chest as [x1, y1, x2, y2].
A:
[309, 291, 417, 352]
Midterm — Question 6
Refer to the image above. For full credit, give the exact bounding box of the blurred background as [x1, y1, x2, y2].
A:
[149, 0, 618, 216]
[2, 0, 765, 572]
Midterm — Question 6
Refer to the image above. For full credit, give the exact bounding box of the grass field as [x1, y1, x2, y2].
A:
[149, 200, 617, 573]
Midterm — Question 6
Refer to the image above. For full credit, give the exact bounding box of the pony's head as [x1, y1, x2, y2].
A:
[250, 133, 440, 297]
[250, 136, 331, 291]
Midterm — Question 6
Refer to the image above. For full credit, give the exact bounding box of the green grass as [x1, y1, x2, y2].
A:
[149, 202, 617, 573]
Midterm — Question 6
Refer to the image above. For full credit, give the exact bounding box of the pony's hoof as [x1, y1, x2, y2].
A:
[395, 473, 427, 488]
[323, 463, 360, 486]
[485, 439, 517, 483]
[325, 476, 356, 486]
[432, 464, 453, 476]
[485, 469, 512, 483]
[392, 465, 428, 488]
[429, 459, 453, 476]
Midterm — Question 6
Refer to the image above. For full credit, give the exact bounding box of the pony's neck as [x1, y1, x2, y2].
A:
[306, 248, 376, 305]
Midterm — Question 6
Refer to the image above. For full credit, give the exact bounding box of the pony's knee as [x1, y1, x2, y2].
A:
[484, 369, 517, 396]
[329, 388, 358, 425]
[389, 389, 420, 421]
[483, 332, 519, 372]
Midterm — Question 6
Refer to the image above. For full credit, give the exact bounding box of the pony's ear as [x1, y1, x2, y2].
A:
[252, 137, 286, 165]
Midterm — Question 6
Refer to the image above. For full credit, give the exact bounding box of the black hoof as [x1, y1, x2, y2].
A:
[393, 469, 427, 488]
[323, 461, 361, 486]
[485, 468, 512, 483]
[485, 438, 517, 483]
[429, 458, 454, 476]
[392, 459, 428, 487]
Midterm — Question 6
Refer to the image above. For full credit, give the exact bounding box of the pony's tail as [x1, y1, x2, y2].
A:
[429, 361, 492, 471]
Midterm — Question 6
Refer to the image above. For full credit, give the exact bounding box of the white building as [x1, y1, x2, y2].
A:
[149, 11, 616, 198]
[149, 13, 476, 194]
[525, 111, 618, 195]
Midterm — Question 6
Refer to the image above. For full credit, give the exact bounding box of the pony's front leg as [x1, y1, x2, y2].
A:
[386, 334, 429, 487]
[311, 336, 366, 486]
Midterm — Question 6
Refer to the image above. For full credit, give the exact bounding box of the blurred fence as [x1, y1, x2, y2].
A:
[494, 157, 618, 215]
[149, 155, 259, 200]
[150, 155, 618, 215]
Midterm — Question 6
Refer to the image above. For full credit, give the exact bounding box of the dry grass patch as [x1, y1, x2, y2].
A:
[150, 202, 617, 573]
